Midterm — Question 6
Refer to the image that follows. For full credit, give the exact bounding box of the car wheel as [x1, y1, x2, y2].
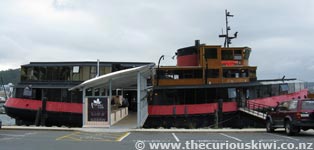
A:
[285, 121, 299, 136]
[266, 120, 274, 133]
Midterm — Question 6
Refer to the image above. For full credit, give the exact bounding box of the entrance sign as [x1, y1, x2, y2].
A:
[87, 97, 108, 122]
[84, 96, 109, 127]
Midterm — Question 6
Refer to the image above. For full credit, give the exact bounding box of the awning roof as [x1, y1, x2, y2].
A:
[69, 64, 155, 91]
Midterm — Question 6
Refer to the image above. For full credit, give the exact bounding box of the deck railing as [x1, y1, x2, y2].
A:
[240, 100, 273, 119]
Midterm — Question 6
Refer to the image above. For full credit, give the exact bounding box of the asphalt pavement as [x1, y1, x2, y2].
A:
[1, 129, 314, 150]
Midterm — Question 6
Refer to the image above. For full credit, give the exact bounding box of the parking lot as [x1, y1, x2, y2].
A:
[0, 129, 314, 150]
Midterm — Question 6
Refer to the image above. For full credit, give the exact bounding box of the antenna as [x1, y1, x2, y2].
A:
[219, 9, 238, 47]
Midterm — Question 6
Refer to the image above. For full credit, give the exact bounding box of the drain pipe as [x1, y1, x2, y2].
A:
[96, 59, 100, 77]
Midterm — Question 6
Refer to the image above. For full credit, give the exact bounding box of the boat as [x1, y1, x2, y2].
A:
[4, 61, 151, 127]
[145, 10, 307, 128]
[4, 10, 308, 128]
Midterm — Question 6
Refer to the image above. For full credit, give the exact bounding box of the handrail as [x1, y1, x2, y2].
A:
[240, 100, 273, 119]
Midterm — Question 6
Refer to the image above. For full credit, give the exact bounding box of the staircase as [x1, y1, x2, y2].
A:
[239, 101, 273, 120]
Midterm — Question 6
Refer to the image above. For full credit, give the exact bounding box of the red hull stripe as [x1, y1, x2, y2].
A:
[148, 102, 238, 116]
[148, 90, 308, 116]
[5, 98, 82, 114]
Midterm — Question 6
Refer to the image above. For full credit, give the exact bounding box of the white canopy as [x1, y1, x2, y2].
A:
[69, 63, 155, 91]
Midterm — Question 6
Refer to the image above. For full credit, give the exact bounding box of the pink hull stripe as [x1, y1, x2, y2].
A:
[247, 89, 308, 108]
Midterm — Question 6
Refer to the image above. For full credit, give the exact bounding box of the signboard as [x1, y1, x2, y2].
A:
[221, 60, 238, 66]
[87, 97, 108, 122]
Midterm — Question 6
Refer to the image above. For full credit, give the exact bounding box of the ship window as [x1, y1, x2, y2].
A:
[207, 69, 219, 78]
[23, 67, 34, 81]
[34, 67, 47, 81]
[228, 88, 236, 99]
[86, 88, 93, 96]
[244, 48, 251, 60]
[71, 90, 82, 103]
[45, 89, 62, 102]
[184, 89, 195, 104]
[47, 67, 57, 81]
[280, 84, 289, 92]
[234, 50, 242, 55]
[234, 50, 242, 60]
[221, 50, 233, 60]
[100, 67, 112, 75]
[58, 89, 82, 103]
[21, 67, 28, 81]
[61, 89, 68, 102]
[60, 67, 71, 81]
[280, 84, 289, 95]
[271, 85, 279, 96]
[81, 66, 90, 81]
[72, 66, 82, 81]
[73, 66, 80, 73]
[196, 89, 206, 104]
[90, 66, 97, 78]
[158, 69, 202, 79]
[249, 69, 256, 78]
[258, 86, 271, 98]
[205, 48, 218, 59]
[23, 86, 32, 97]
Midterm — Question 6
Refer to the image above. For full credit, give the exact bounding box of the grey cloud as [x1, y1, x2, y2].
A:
[0, 0, 313, 81]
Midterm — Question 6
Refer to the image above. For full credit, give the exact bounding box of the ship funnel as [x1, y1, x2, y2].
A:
[195, 40, 200, 47]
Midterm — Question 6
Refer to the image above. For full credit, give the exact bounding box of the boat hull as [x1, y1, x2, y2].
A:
[4, 98, 82, 127]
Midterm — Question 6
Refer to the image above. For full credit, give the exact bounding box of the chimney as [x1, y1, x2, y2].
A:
[195, 40, 200, 47]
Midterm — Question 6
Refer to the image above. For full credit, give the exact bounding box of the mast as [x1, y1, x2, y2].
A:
[219, 9, 238, 47]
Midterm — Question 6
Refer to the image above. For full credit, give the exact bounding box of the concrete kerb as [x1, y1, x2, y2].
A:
[2, 126, 266, 133]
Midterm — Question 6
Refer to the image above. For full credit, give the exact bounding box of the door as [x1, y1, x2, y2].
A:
[272, 101, 289, 126]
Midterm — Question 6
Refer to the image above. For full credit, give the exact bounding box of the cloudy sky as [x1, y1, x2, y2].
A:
[0, 0, 313, 81]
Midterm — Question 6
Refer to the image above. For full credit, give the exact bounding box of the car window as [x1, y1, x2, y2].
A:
[301, 101, 314, 110]
[288, 100, 298, 111]
[278, 102, 289, 111]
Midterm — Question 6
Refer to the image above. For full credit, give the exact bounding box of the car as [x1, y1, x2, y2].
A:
[266, 99, 314, 136]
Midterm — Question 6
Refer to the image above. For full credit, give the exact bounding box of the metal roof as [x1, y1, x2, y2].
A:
[69, 64, 155, 90]
[22, 61, 153, 67]
[15, 82, 82, 89]
[153, 79, 304, 90]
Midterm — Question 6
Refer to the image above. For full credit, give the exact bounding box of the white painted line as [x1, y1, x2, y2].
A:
[258, 139, 284, 142]
[117, 132, 131, 142]
[267, 133, 299, 141]
[0, 137, 15, 141]
[24, 132, 37, 135]
[172, 133, 180, 142]
[219, 133, 242, 142]
[0, 134, 26, 137]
